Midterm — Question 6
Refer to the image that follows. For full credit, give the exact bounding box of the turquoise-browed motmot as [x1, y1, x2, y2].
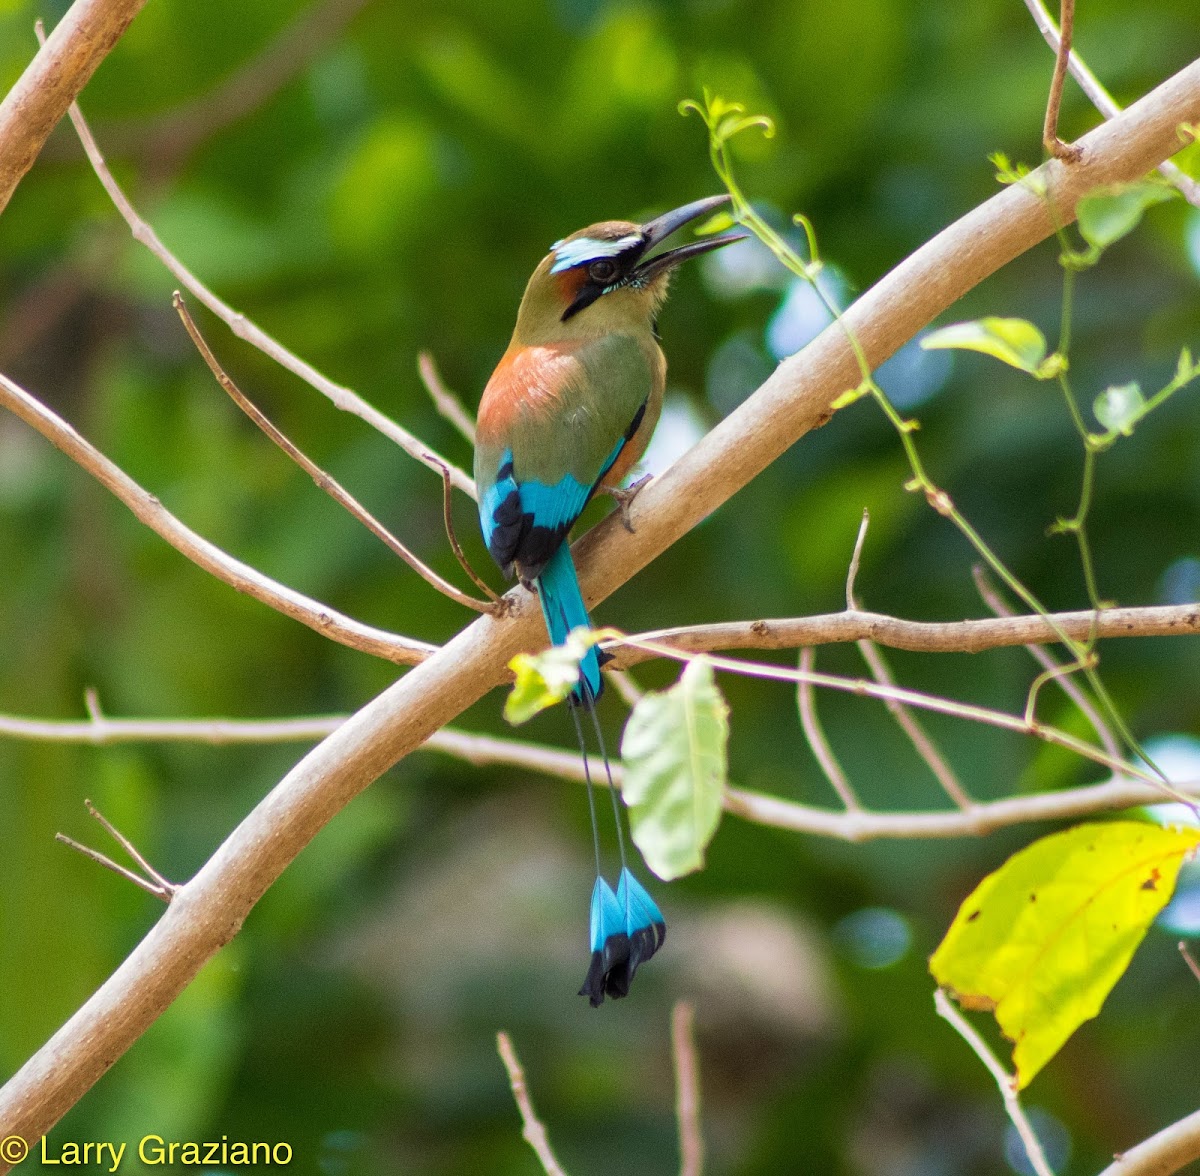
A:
[474, 195, 744, 1005]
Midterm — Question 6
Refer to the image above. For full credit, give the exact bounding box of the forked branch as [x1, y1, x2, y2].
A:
[48, 57, 476, 498]
[0, 369, 435, 664]
[173, 293, 495, 614]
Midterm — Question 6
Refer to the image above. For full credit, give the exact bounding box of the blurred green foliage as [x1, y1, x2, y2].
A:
[2, 0, 1200, 1172]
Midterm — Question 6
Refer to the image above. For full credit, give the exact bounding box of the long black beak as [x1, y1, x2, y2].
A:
[634, 194, 748, 280]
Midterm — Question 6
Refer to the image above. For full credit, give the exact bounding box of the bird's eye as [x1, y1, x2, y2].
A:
[588, 258, 619, 284]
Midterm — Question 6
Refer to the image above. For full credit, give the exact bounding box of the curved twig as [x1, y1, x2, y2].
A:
[56, 80, 476, 499]
[173, 293, 495, 613]
[0, 369, 435, 665]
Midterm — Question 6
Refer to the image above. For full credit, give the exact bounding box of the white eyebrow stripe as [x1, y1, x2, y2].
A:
[549, 234, 643, 274]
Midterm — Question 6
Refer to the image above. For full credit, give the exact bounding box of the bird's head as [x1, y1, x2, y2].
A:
[512, 194, 746, 342]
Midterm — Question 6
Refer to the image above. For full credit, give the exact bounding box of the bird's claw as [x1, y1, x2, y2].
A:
[607, 474, 652, 533]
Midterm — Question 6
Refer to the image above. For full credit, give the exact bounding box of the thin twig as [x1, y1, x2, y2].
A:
[797, 648, 860, 810]
[845, 511, 972, 810]
[83, 798, 176, 896]
[615, 634, 1164, 790]
[1043, 0, 1082, 161]
[974, 566, 1121, 763]
[0, 369, 436, 664]
[604, 667, 644, 708]
[1180, 943, 1200, 985]
[672, 1001, 704, 1176]
[496, 1032, 568, 1176]
[55, 79, 476, 498]
[933, 990, 1055, 1176]
[173, 293, 493, 613]
[56, 799, 176, 902]
[854, 640, 974, 810]
[6, 704, 1200, 842]
[432, 458, 500, 604]
[1022, 0, 1200, 205]
[418, 351, 477, 444]
[844, 509, 870, 610]
[55, 835, 170, 899]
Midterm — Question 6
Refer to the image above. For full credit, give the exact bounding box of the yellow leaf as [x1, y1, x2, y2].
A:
[930, 821, 1200, 1088]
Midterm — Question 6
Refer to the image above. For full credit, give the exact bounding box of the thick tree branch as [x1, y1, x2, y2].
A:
[0, 0, 148, 215]
[2, 55, 1198, 1163]
[0, 370, 435, 666]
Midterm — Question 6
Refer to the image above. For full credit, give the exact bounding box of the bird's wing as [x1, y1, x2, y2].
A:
[475, 334, 659, 578]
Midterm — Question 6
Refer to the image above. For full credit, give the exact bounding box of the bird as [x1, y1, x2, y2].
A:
[474, 194, 745, 1005]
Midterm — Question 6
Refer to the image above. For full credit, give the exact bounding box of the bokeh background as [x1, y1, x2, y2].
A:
[2, 0, 1200, 1172]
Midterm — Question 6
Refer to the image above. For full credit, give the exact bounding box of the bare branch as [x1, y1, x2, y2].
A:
[672, 1002, 704, 1176]
[173, 293, 494, 614]
[854, 640, 974, 810]
[844, 509, 870, 610]
[1042, 0, 1082, 162]
[56, 800, 177, 902]
[5, 704, 1199, 844]
[432, 458, 501, 604]
[0, 1, 149, 215]
[974, 567, 1121, 763]
[2, 57, 1198, 1157]
[604, 667, 644, 708]
[723, 774, 1200, 842]
[934, 990, 1056, 1176]
[1180, 943, 1200, 986]
[607, 602, 1200, 666]
[496, 1032, 568, 1176]
[844, 512, 972, 809]
[1097, 1108, 1200, 1175]
[419, 351, 477, 445]
[616, 637, 1163, 789]
[797, 649, 860, 810]
[1022, 0, 1200, 205]
[58, 89, 476, 498]
[0, 369, 435, 665]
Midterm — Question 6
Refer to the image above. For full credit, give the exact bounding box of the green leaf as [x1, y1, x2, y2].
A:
[1093, 382, 1145, 435]
[921, 318, 1049, 375]
[620, 658, 729, 880]
[930, 821, 1200, 1089]
[1076, 181, 1175, 252]
[504, 630, 598, 724]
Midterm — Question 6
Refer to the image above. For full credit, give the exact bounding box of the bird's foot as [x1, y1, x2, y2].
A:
[606, 474, 652, 533]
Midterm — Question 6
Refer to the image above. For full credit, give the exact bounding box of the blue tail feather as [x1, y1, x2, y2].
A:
[536, 543, 602, 702]
[617, 866, 666, 982]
